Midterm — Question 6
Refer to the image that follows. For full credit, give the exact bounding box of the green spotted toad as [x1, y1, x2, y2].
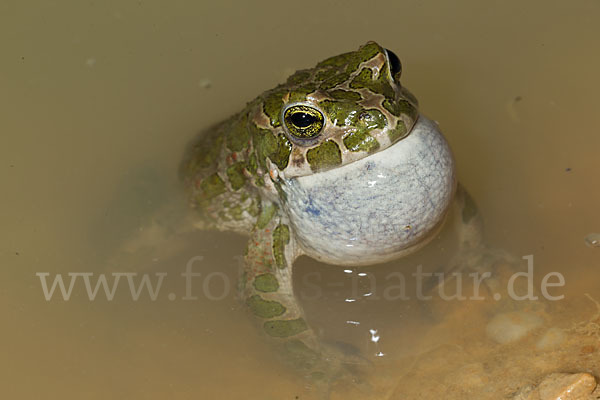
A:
[180, 41, 485, 376]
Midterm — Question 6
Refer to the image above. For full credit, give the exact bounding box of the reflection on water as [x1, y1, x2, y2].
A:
[2, 0, 599, 398]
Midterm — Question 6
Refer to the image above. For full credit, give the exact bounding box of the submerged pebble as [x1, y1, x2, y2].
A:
[536, 327, 566, 350]
[538, 373, 597, 400]
[486, 311, 543, 344]
[584, 233, 600, 248]
[513, 373, 597, 400]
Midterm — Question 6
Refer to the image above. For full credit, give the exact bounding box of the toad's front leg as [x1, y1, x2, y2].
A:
[242, 202, 369, 383]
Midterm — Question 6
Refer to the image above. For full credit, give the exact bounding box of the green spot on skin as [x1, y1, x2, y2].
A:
[255, 175, 265, 187]
[226, 162, 246, 191]
[263, 89, 287, 127]
[247, 295, 286, 318]
[400, 87, 419, 108]
[318, 100, 361, 127]
[198, 173, 226, 203]
[185, 130, 223, 173]
[388, 120, 407, 142]
[286, 70, 311, 85]
[382, 98, 396, 115]
[288, 84, 317, 103]
[350, 67, 395, 99]
[316, 42, 382, 75]
[250, 123, 291, 171]
[343, 110, 385, 152]
[345, 41, 381, 73]
[383, 98, 418, 120]
[226, 113, 250, 152]
[272, 223, 290, 269]
[264, 318, 308, 337]
[350, 68, 374, 88]
[253, 273, 279, 292]
[315, 67, 338, 82]
[271, 133, 292, 170]
[247, 154, 258, 174]
[319, 71, 350, 90]
[328, 89, 362, 101]
[246, 197, 260, 217]
[306, 140, 342, 172]
[343, 130, 380, 153]
[362, 109, 387, 129]
[256, 203, 277, 229]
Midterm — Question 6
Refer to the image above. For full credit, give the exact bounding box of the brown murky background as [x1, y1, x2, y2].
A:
[2, 0, 599, 399]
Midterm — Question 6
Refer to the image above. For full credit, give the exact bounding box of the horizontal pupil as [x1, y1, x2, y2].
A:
[290, 112, 316, 128]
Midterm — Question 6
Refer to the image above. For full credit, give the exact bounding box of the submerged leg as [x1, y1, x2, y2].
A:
[431, 184, 520, 298]
[243, 212, 317, 349]
[453, 183, 485, 253]
[454, 184, 518, 269]
[241, 204, 368, 383]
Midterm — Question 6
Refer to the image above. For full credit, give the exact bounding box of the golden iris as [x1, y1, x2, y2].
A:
[283, 105, 324, 139]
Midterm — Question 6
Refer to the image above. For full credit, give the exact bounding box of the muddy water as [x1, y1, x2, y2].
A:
[2, 0, 599, 399]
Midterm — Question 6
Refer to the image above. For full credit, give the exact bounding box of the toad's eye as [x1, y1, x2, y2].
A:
[283, 105, 324, 139]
